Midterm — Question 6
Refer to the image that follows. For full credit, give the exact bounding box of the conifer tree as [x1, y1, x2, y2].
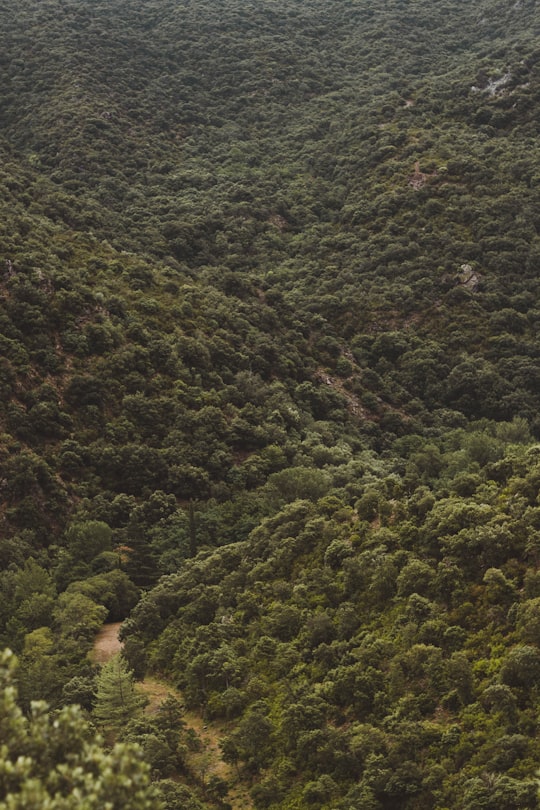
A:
[0, 649, 161, 809]
[94, 653, 147, 729]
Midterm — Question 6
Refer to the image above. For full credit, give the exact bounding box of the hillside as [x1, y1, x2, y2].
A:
[2, 0, 540, 808]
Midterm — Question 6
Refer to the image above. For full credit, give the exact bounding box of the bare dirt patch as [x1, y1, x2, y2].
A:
[91, 621, 123, 665]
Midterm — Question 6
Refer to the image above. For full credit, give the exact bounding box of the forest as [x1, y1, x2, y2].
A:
[2, 0, 540, 807]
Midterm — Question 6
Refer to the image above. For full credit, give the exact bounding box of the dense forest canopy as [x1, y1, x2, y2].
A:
[2, 0, 540, 807]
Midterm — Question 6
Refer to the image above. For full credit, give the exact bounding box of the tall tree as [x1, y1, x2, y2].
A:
[94, 654, 146, 730]
[0, 649, 161, 809]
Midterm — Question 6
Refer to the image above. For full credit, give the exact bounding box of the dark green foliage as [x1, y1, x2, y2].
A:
[3, 0, 540, 807]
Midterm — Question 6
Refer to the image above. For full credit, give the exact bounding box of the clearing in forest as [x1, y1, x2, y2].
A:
[92, 624, 252, 810]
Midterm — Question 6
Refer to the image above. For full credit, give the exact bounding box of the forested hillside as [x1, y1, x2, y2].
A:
[2, 0, 540, 807]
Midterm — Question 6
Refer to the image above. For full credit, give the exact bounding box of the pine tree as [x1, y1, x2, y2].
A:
[0, 649, 161, 809]
[94, 653, 147, 729]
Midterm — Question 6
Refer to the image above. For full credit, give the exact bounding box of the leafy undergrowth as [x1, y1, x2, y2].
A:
[140, 676, 253, 810]
[124, 429, 540, 810]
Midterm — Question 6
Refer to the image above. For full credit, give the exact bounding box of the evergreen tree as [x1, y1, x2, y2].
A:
[0, 649, 161, 810]
[94, 653, 147, 730]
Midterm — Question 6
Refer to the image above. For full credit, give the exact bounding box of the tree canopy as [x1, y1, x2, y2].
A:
[3, 0, 540, 807]
[0, 650, 161, 810]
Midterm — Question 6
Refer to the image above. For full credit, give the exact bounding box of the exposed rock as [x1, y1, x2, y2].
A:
[408, 160, 437, 190]
[472, 72, 512, 96]
[457, 263, 482, 291]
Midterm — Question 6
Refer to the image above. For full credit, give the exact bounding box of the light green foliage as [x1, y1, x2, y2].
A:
[54, 593, 107, 641]
[94, 654, 147, 730]
[125, 439, 540, 808]
[66, 571, 139, 622]
[0, 649, 162, 810]
[64, 521, 114, 564]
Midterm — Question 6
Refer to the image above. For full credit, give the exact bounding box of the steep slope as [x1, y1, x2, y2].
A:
[0, 0, 540, 566]
[2, 0, 540, 808]
[124, 422, 540, 809]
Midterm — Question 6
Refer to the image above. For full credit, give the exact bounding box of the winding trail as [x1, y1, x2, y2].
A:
[92, 623, 252, 810]
[91, 621, 123, 664]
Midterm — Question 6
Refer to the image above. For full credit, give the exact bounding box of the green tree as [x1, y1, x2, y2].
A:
[54, 592, 108, 642]
[93, 654, 147, 730]
[67, 570, 139, 621]
[65, 520, 114, 564]
[0, 649, 161, 809]
[222, 701, 275, 773]
[16, 627, 64, 709]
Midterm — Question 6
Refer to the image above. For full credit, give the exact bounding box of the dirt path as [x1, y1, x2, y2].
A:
[91, 621, 123, 664]
[91, 627, 252, 810]
[139, 677, 253, 810]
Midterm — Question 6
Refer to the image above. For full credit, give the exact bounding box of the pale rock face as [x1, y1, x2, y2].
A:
[471, 72, 512, 96]
[458, 264, 482, 291]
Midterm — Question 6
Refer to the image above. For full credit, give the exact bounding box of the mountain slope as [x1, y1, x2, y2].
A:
[2, 1, 540, 808]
